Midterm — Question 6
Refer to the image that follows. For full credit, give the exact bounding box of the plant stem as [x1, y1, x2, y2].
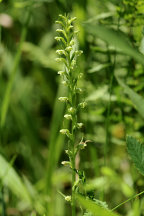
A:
[72, 158, 76, 216]
[104, 44, 115, 166]
[112, 190, 144, 211]
[70, 77, 76, 216]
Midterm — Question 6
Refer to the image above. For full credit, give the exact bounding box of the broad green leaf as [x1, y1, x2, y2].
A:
[76, 194, 121, 216]
[126, 136, 144, 176]
[85, 24, 144, 65]
[117, 77, 144, 119]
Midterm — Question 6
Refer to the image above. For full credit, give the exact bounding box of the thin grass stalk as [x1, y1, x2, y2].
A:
[112, 190, 144, 211]
[0, 11, 31, 128]
[104, 17, 120, 166]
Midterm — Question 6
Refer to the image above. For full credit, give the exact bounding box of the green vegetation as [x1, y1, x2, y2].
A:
[1, 0, 144, 215]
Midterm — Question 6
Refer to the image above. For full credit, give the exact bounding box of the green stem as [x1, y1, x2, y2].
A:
[67, 34, 77, 215]
[104, 17, 120, 166]
[71, 96, 76, 216]
[104, 47, 114, 166]
[72, 157, 76, 216]
[112, 190, 144, 211]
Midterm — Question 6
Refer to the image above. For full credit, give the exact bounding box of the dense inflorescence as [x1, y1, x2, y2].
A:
[55, 14, 86, 216]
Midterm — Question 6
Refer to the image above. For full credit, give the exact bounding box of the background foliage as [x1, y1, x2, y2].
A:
[1, 0, 144, 215]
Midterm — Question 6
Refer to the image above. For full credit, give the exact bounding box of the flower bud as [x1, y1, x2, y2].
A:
[75, 50, 83, 56]
[69, 17, 77, 23]
[56, 29, 64, 33]
[65, 196, 71, 202]
[65, 150, 69, 154]
[62, 80, 67, 85]
[78, 142, 87, 150]
[60, 129, 72, 139]
[64, 114, 72, 120]
[71, 59, 76, 69]
[55, 20, 63, 25]
[68, 107, 76, 114]
[58, 71, 65, 75]
[58, 97, 68, 102]
[61, 161, 70, 166]
[70, 39, 75, 46]
[67, 25, 73, 31]
[59, 14, 67, 21]
[65, 46, 72, 52]
[76, 88, 82, 94]
[55, 36, 62, 41]
[74, 30, 79, 35]
[56, 49, 66, 56]
[79, 102, 87, 109]
[55, 58, 66, 63]
[77, 123, 84, 129]
[78, 73, 83, 79]
[55, 36, 66, 45]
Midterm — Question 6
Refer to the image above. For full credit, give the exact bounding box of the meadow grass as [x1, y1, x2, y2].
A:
[1, 1, 144, 216]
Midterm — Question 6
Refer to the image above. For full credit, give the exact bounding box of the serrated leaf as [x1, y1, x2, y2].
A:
[126, 136, 144, 176]
[93, 198, 109, 209]
[76, 194, 121, 216]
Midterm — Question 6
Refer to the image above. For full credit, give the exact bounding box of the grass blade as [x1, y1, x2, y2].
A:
[85, 24, 144, 65]
[116, 77, 144, 119]
[46, 84, 67, 214]
[0, 154, 31, 203]
[0, 12, 30, 128]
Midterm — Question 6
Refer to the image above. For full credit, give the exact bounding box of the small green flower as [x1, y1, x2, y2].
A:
[64, 114, 72, 120]
[58, 71, 65, 75]
[65, 196, 71, 202]
[77, 123, 84, 129]
[79, 102, 87, 109]
[61, 161, 71, 167]
[68, 107, 76, 114]
[60, 129, 72, 139]
[56, 49, 66, 56]
[58, 97, 68, 102]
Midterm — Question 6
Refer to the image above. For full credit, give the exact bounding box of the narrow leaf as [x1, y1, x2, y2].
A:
[85, 24, 144, 65]
[0, 154, 31, 202]
[117, 77, 144, 119]
[126, 136, 144, 176]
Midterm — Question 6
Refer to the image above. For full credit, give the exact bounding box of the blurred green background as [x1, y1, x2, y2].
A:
[1, 0, 144, 215]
